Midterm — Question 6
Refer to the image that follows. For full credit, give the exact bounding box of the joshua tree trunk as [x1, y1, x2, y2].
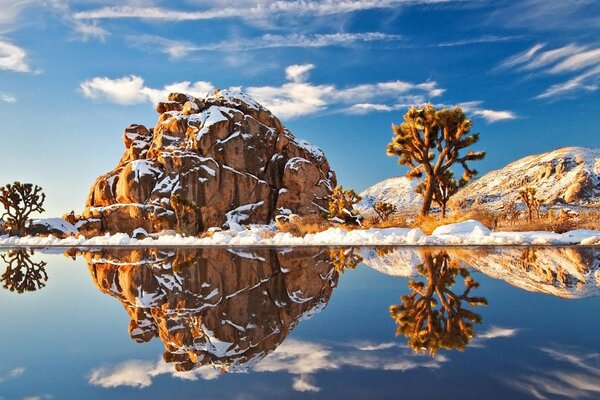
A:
[441, 202, 447, 219]
[420, 177, 435, 216]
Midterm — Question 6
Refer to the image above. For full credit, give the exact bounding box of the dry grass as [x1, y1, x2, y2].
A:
[496, 209, 600, 233]
[275, 214, 332, 237]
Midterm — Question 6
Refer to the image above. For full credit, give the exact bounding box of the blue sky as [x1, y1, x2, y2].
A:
[0, 0, 599, 216]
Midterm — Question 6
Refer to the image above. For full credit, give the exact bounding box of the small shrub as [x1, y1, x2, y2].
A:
[327, 186, 362, 225]
[275, 214, 331, 237]
[373, 201, 397, 221]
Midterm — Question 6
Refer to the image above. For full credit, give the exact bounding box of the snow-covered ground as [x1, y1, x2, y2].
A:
[1, 220, 600, 247]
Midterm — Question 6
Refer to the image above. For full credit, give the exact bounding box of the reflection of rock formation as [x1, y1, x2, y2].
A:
[363, 247, 600, 299]
[389, 250, 487, 355]
[1, 250, 48, 293]
[83, 248, 338, 373]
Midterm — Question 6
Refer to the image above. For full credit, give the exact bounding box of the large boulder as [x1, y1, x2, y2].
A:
[81, 90, 336, 236]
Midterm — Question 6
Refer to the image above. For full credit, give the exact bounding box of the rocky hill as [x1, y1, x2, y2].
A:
[358, 147, 600, 215]
[356, 176, 421, 216]
[454, 147, 600, 210]
[80, 90, 336, 236]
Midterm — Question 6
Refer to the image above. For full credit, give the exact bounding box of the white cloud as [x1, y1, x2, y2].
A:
[73, 1, 461, 21]
[472, 109, 517, 122]
[79, 75, 213, 105]
[88, 359, 220, 389]
[500, 42, 600, 99]
[285, 64, 315, 83]
[1, 93, 16, 103]
[477, 326, 519, 340]
[0, 367, 25, 383]
[72, 20, 109, 42]
[79, 65, 512, 122]
[0, 38, 30, 72]
[292, 374, 321, 392]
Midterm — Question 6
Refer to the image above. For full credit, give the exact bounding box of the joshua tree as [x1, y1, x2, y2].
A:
[1, 250, 48, 293]
[373, 201, 397, 222]
[387, 104, 485, 216]
[432, 170, 464, 218]
[327, 185, 362, 225]
[389, 250, 487, 355]
[0, 182, 46, 236]
[518, 187, 541, 222]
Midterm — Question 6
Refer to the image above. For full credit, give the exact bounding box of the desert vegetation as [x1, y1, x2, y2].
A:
[386, 104, 485, 217]
[0, 182, 46, 236]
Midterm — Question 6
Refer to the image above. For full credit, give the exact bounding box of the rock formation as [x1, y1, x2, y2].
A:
[80, 90, 336, 236]
[83, 248, 338, 373]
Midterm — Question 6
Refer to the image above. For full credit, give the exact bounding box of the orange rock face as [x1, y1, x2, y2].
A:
[84, 248, 339, 372]
[82, 91, 336, 236]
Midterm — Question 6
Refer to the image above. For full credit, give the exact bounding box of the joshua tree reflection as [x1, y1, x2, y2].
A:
[389, 250, 487, 355]
[1, 250, 48, 293]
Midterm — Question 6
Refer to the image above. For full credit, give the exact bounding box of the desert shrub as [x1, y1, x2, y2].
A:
[373, 201, 397, 221]
[327, 186, 362, 225]
[275, 214, 331, 237]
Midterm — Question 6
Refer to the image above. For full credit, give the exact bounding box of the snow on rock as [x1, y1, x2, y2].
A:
[357, 176, 422, 216]
[80, 90, 336, 237]
[28, 218, 79, 238]
[454, 146, 600, 210]
[2, 221, 599, 247]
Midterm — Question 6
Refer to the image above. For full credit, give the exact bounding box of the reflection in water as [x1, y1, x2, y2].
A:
[389, 250, 487, 355]
[362, 247, 600, 299]
[82, 248, 339, 373]
[328, 247, 363, 274]
[1, 250, 48, 293]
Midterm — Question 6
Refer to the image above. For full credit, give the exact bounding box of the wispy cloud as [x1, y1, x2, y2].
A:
[0, 38, 30, 72]
[130, 32, 402, 59]
[79, 64, 513, 122]
[507, 347, 600, 399]
[0, 93, 16, 103]
[0, 367, 25, 383]
[437, 35, 523, 47]
[73, 0, 462, 21]
[500, 42, 600, 99]
[89, 359, 220, 389]
[88, 339, 448, 391]
[129, 32, 401, 60]
[79, 64, 444, 119]
[477, 326, 519, 340]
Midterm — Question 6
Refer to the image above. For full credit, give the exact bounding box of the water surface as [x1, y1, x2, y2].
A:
[0, 246, 599, 399]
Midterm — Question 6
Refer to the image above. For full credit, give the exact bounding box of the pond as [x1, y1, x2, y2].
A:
[0, 246, 599, 399]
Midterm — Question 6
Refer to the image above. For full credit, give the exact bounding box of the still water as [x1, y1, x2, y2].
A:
[0, 246, 599, 399]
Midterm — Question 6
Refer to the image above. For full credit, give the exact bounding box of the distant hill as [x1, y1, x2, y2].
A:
[454, 146, 600, 210]
[357, 147, 600, 215]
[356, 176, 421, 216]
